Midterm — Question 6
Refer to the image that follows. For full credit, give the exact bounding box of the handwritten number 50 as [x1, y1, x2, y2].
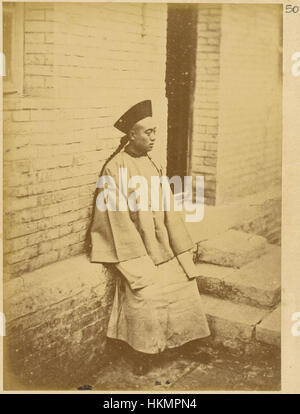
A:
[286, 4, 299, 13]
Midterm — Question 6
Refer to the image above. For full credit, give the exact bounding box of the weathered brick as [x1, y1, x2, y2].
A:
[7, 197, 38, 212]
[38, 241, 52, 254]
[72, 220, 88, 233]
[52, 188, 79, 203]
[25, 21, 53, 33]
[45, 10, 54, 21]
[208, 37, 220, 45]
[6, 246, 38, 265]
[5, 222, 39, 239]
[33, 155, 73, 171]
[43, 205, 59, 218]
[25, 54, 46, 65]
[45, 33, 54, 44]
[197, 117, 218, 126]
[208, 23, 220, 31]
[25, 65, 54, 76]
[37, 194, 53, 206]
[59, 201, 74, 214]
[51, 211, 80, 227]
[15, 207, 44, 223]
[51, 233, 80, 250]
[206, 126, 218, 134]
[5, 261, 30, 279]
[37, 217, 54, 231]
[5, 186, 29, 198]
[4, 237, 28, 254]
[25, 33, 45, 43]
[25, 9, 45, 20]
[204, 157, 217, 167]
[25, 43, 53, 53]
[190, 4, 222, 205]
[27, 231, 48, 246]
[59, 225, 73, 237]
[29, 250, 59, 272]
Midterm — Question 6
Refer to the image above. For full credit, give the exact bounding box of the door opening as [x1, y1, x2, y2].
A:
[166, 4, 198, 182]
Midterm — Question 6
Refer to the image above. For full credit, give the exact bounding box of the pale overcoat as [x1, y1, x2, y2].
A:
[90, 149, 210, 353]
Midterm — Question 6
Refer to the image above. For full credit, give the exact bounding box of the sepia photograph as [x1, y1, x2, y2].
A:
[2, 1, 282, 391]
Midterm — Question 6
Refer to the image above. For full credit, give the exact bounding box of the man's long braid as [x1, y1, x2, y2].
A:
[85, 134, 129, 256]
[99, 134, 129, 176]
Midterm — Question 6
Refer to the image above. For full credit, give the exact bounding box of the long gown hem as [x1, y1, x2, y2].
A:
[106, 332, 211, 355]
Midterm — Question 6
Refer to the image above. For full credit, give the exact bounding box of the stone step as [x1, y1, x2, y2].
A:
[196, 245, 281, 308]
[256, 306, 280, 347]
[201, 294, 280, 350]
[195, 229, 268, 268]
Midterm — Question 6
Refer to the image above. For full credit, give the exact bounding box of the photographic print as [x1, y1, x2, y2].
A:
[1, 1, 287, 393]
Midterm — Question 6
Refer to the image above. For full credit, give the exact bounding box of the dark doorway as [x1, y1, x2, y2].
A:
[166, 4, 198, 182]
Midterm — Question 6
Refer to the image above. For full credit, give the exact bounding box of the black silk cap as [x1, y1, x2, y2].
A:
[114, 100, 152, 133]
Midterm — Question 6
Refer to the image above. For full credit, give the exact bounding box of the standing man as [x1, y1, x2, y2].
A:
[89, 100, 210, 374]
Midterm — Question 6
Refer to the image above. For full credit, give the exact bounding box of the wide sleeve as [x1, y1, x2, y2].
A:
[164, 183, 195, 256]
[115, 255, 158, 290]
[176, 249, 198, 279]
[90, 162, 148, 264]
[147, 154, 195, 256]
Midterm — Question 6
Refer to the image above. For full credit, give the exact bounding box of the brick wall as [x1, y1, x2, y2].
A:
[216, 4, 282, 204]
[4, 256, 116, 389]
[190, 4, 221, 205]
[190, 4, 281, 206]
[4, 2, 168, 279]
[234, 196, 281, 246]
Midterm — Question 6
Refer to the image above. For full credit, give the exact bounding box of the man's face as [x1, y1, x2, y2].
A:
[130, 117, 157, 153]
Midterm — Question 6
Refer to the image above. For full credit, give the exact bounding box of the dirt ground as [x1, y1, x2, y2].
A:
[78, 340, 281, 392]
